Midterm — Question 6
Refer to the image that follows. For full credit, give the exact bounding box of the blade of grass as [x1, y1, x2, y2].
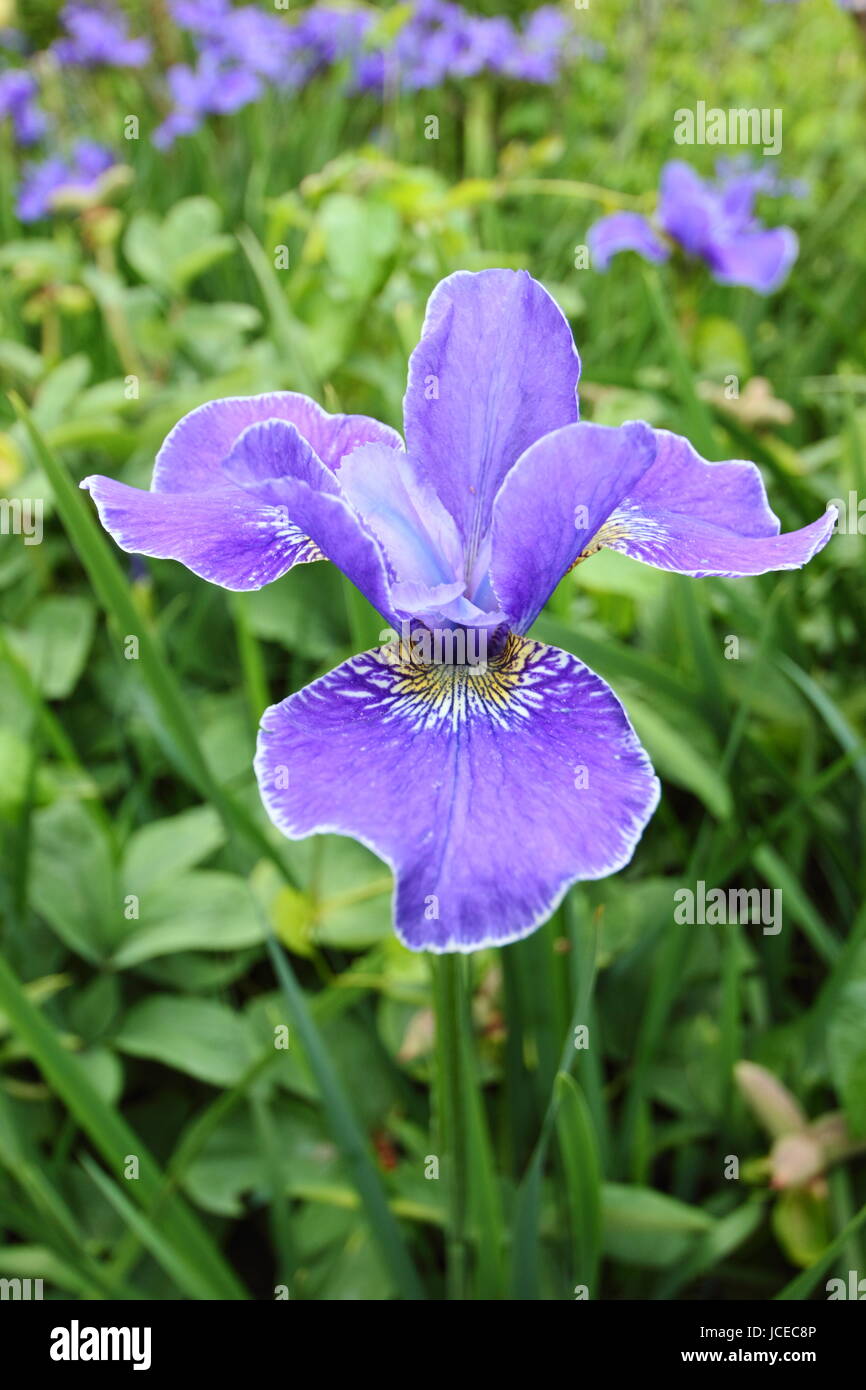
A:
[81, 1155, 227, 1301]
[509, 907, 599, 1299]
[266, 931, 425, 1300]
[554, 1073, 602, 1298]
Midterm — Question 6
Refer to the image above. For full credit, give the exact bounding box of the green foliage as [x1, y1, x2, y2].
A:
[0, 0, 864, 1302]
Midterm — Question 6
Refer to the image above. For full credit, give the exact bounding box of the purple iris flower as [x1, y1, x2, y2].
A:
[17, 140, 115, 221]
[153, 54, 262, 148]
[81, 271, 834, 953]
[52, 3, 152, 68]
[0, 69, 47, 146]
[589, 160, 799, 293]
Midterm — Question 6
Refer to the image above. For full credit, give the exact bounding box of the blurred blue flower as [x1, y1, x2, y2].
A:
[0, 68, 47, 146]
[80, 0, 602, 148]
[17, 140, 116, 221]
[52, 3, 152, 69]
[153, 53, 263, 148]
[589, 159, 801, 293]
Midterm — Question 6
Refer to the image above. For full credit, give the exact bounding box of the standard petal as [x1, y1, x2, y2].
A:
[152, 391, 403, 493]
[587, 429, 836, 578]
[255, 635, 659, 953]
[337, 442, 464, 589]
[658, 160, 716, 254]
[490, 421, 658, 632]
[588, 212, 670, 271]
[403, 269, 580, 559]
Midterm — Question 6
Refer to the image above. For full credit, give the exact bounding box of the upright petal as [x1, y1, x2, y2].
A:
[658, 160, 717, 255]
[152, 391, 403, 493]
[490, 421, 657, 632]
[337, 442, 464, 588]
[256, 635, 659, 953]
[403, 269, 580, 564]
[585, 430, 835, 578]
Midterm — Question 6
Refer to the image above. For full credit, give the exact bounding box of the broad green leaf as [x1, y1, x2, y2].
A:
[122, 805, 225, 897]
[113, 994, 258, 1087]
[29, 801, 116, 963]
[601, 1184, 714, 1268]
[110, 870, 265, 968]
[10, 596, 95, 699]
[319, 193, 401, 297]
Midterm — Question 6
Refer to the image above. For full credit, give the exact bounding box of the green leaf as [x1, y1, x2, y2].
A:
[113, 995, 258, 1087]
[555, 1074, 602, 1295]
[181, 1103, 343, 1219]
[601, 1184, 714, 1268]
[29, 801, 116, 963]
[122, 805, 225, 897]
[111, 870, 265, 969]
[10, 596, 95, 699]
[627, 696, 733, 820]
[124, 198, 235, 294]
[262, 835, 393, 952]
[318, 193, 401, 297]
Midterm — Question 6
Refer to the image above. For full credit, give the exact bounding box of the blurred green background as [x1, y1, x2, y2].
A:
[0, 0, 865, 1301]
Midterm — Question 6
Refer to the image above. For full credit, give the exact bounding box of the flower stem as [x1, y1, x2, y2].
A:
[431, 953, 469, 1299]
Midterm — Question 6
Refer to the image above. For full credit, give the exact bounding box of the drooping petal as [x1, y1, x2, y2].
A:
[152, 391, 403, 493]
[255, 635, 659, 953]
[490, 421, 658, 632]
[588, 212, 670, 271]
[221, 418, 341, 501]
[586, 430, 836, 578]
[82, 419, 398, 599]
[708, 227, 798, 294]
[82, 421, 332, 589]
[266, 475, 399, 623]
[403, 269, 580, 563]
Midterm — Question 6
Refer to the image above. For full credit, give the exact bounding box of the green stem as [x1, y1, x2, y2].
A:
[431, 953, 469, 1299]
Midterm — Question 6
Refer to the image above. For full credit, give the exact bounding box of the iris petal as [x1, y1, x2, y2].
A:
[589, 429, 835, 577]
[588, 212, 670, 270]
[82, 398, 403, 592]
[152, 390, 403, 493]
[403, 268, 580, 572]
[82, 421, 330, 589]
[337, 442, 464, 589]
[255, 634, 659, 952]
[490, 420, 658, 632]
